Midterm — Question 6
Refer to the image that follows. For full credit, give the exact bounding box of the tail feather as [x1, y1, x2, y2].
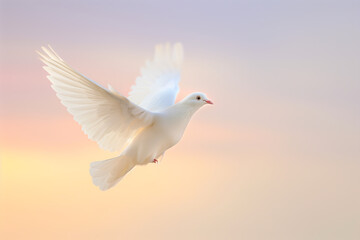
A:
[90, 155, 135, 191]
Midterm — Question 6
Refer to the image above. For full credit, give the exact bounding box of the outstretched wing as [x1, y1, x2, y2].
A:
[128, 43, 183, 112]
[38, 46, 154, 152]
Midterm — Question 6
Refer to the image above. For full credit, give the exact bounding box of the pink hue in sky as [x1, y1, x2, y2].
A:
[1, 1, 360, 239]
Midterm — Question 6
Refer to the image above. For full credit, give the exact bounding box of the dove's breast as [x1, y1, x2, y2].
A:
[156, 107, 193, 145]
[122, 114, 186, 165]
[123, 105, 194, 165]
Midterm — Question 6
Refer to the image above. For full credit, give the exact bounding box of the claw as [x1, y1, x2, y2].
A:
[152, 159, 158, 163]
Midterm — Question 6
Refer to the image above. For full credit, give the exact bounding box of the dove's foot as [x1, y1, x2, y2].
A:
[152, 159, 158, 164]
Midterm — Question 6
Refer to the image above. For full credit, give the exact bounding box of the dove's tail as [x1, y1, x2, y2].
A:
[89, 155, 135, 191]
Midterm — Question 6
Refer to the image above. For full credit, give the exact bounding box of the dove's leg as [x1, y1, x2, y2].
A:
[152, 152, 165, 163]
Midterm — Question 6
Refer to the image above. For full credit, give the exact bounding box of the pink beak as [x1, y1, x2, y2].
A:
[205, 100, 213, 104]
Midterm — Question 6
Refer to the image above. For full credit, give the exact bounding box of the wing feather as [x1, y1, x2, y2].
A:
[38, 46, 154, 152]
[128, 43, 183, 111]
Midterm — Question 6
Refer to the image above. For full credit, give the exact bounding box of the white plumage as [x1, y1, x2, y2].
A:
[129, 43, 183, 111]
[39, 43, 213, 190]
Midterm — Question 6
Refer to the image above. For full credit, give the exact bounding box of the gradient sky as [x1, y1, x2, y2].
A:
[1, 0, 360, 239]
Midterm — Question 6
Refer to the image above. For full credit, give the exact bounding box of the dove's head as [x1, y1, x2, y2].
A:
[182, 92, 213, 109]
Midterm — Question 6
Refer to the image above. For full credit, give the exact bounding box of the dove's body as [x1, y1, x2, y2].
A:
[125, 100, 199, 165]
[39, 43, 212, 190]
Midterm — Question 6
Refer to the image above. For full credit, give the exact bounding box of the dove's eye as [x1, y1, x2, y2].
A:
[196, 96, 201, 100]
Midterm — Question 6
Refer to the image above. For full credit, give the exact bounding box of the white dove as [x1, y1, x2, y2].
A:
[38, 43, 213, 191]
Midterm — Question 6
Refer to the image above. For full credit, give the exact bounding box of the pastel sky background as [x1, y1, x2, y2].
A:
[1, 0, 359, 239]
